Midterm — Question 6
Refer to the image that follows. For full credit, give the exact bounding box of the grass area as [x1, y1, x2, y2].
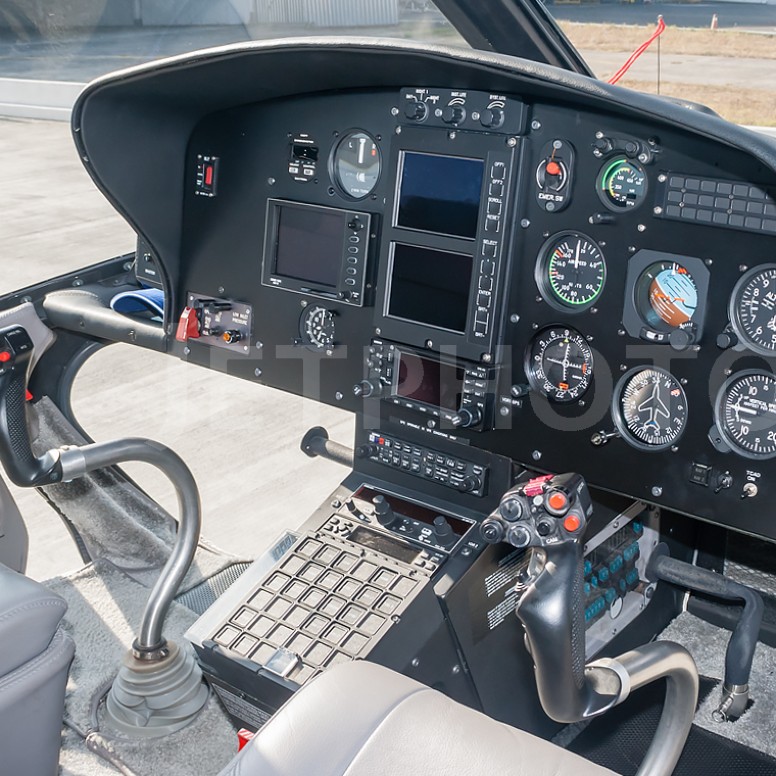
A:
[559, 22, 776, 125]
[559, 21, 776, 60]
[617, 80, 776, 127]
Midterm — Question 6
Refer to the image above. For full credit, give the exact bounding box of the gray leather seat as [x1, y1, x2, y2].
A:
[0, 563, 75, 776]
[218, 660, 615, 776]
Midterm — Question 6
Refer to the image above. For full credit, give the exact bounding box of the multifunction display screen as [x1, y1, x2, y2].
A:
[395, 350, 465, 412]
[387, 243, 473, 333]
[273, 202, 345, 288]
[396, 152, 484, 239]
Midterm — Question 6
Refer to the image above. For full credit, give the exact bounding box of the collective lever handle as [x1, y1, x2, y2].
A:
[0, 326, 62, 487]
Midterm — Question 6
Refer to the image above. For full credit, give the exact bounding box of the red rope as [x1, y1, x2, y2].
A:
[608, 16, 666, 85]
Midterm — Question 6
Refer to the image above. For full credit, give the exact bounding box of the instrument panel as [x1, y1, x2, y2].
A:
[176, 76, 776, 540]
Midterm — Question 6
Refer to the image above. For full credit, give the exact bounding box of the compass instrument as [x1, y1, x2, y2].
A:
[526, 327, 594, 403]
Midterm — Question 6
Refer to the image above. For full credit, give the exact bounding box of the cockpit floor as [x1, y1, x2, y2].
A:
[567, 675, 776, 776]
[50, 560, 236, 776]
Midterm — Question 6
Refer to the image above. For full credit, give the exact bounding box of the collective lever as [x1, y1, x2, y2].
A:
[0, 324, 208, 737]
[481, 472, 699, 776]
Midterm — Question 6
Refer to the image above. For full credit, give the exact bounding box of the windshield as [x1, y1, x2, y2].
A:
[0, 1, 467, 82]
[542, 2, 775, 129]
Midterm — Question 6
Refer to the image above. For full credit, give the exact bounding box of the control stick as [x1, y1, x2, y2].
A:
[481, 472, 699, 776]
[0, 325, 207, 737]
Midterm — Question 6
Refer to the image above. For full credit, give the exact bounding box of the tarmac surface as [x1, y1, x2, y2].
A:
[2, 118, 352, 581]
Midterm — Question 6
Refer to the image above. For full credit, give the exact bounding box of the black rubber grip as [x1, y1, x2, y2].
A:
[649, 552, 763, 687]
[0, 326, 61, 487]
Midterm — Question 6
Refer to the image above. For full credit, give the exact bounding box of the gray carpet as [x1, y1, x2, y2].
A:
[660, 611, 776, 758]
[49, 561, 237, 776]
[33, 396, 247, 592]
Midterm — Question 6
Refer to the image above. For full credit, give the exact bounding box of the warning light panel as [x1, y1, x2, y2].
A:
[195, 154, 219, 197]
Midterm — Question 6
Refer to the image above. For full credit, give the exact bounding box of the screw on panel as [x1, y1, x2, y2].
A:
[375, 328, 381, 336]
[123, 261, 133, 271]
[620, 364, 628, 371]
[255, 341, 263, 350]
[618, 329, 626, 336]
[218, 286, 225, 294]
[510, 314, 520, 324]
[73, 278, 84, 287]
[500, 406, 510, 416]
[411, 657, 420, 668]
[507, 137, 517, 147]
[653, 207, 663, 215]
[254, 368, 262, 377]
[658, 174, 667, 183]
[532, 450, 542, 461]
[452, 665, 461, 675]
[671, 445, 679, 453]
[335, 392, 343, 401]
[183, 347, 191, 356]
[482, 353, 492, 363]
[705, 258, 713, 266]
[637, 224, 646, 232]
[739, 265, 748, 273]
[651, 486, 663, 497]
[448, 131, 457, 140]
[425, 339, 433, 349]
[395, 126, 402, 135]
[531, 120, 542, 131]
[267, 177, 275, 185]
[521, 219, 530, 228]
[391, 107, 399, 116]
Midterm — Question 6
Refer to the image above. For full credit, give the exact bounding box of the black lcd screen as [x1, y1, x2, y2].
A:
[387, 243, 472, 333]
[348, 526, 419, 564]
[395, 351, 464, 412]
[397, 152, 484, 239]
[273, 204, 344, 287]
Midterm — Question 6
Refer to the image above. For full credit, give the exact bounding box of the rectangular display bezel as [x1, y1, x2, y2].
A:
[392, 348, 465, 414]
[261, 199, 370, 307]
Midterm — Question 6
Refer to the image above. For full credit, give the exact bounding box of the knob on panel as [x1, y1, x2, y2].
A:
[404, 101, 428, 121]
[451, 407, 482, 428]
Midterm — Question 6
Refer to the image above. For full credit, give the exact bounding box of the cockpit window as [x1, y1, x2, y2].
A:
[0, 0, 467, 82]
[540, 2, 776, 128]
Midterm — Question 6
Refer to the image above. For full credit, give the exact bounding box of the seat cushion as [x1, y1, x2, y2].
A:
[219, 660, 616, 776]
[0, 563, 67, 676]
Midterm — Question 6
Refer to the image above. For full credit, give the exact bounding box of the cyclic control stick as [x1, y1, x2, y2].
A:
[481, 473, 699, 776]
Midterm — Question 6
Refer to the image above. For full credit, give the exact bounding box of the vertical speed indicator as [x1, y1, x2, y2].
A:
[729, 265, 776, 356]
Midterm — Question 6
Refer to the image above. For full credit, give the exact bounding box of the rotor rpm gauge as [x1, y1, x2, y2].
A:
[526, 327, 594, 403]
[597, 157, 647, 211]
[331, 131, 381, 199]
[714, 371, 776, 460]
[536, 232, 606, 311]
[729, 265, 776, 356]
[613, 367, 688, 451]
[299, 305, 335, 352]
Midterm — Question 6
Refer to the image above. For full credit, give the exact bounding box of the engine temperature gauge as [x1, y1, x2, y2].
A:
[597, 157, 647, 211]
[299, 305, 335, 352]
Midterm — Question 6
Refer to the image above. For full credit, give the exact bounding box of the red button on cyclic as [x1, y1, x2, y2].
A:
[563, 514, 582, 533]
[0, 351, 11, 363]
[546, 490, 569, 514]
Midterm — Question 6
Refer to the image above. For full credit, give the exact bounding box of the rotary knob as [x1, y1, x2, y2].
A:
[442, 105, 466, 125]
[353, 380, 380, 398]
[404, 101, 428, 121]
[506, 524, 532, 549]
[451, 407, 482, 429]
[480, 518, 505, 544]
[479, 107, 504, 129]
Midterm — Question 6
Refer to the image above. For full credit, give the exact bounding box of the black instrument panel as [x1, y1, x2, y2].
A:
[178, 82, 776, 540]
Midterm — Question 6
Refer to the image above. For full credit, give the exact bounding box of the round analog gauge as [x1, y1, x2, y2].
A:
[729, 265, 776, 356]
[299, 305, 335, 351]
[536, 232, 606, 311]
[715, 371, 776, 460]
[526, 327, 594, 403]
[597, 157, 648, 211]
[635, 261, 699, 332]
[613, 367, 688, 451]
[331, 131, 381, 199]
